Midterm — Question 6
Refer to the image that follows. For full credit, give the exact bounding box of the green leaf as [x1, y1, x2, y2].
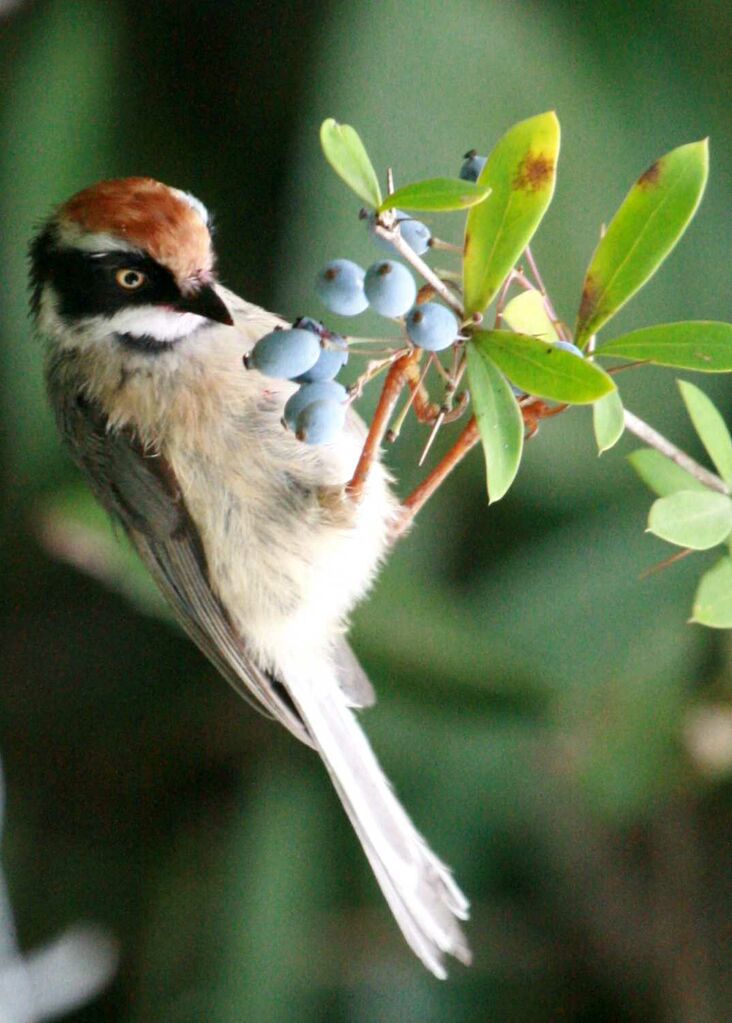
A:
[378, 177, 490, 213]
[473, 330, 615, 404]
[576, 139, 709, 345]
[678, 380, 732, 487]
[647, 490, 732, 550]
[320, 118, 382, 207]
[466, 343, 523, 502]
[628, 448, 708, 497]
[502, 288, 558, 341]
[692, 556, 732, 627]
[593, 389, 625, 454]
[597, 321, 732, 372]
[463, 111, 560, 315]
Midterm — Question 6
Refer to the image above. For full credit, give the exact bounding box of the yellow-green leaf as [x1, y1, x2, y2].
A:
[597, 321, 732, 372]
[647, 490, 732, 550]
[320, 118, 382, 208]
[678, 380, 732, 487]
[628, 449, 708, 497]
[463, 112, 560, 315]
[378, 178, 490, 213]
[692, 556, 732, 628]
[473, 330, 615, 404]
[466, 343, 523, 502]
[593, 389, 625, 454]
[576, 140, 709, 345]
[502, 288, 558, 341]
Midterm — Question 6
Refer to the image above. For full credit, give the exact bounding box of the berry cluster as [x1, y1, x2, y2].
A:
[245, 317, 349, 444]
[243, 142, 590, 451]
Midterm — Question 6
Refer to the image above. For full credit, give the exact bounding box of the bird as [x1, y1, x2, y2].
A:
[29, 176, 471, 978]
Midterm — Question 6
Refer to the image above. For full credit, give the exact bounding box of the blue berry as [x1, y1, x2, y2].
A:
[290, 316, 348, 382]
[248, 327, 321, 379]
[405, 303, 459, 352]
[399, 217, 431, 255]
[364, 260, 417, 317]
[296, 399, 347, 445]
[293, 315, 326, 335]
[553, 340, 584, 357]
[316, 260, 368, 316]
[283, 380, 347, 432]
[297, 342, 348, 383]
[370, 211, 431, 255]
[459, 151, 487, 182]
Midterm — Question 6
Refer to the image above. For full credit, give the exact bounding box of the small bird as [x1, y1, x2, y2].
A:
[29, 177, 470, 977]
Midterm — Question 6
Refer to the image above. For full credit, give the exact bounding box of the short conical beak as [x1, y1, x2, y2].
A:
[177, 284, 234, 326]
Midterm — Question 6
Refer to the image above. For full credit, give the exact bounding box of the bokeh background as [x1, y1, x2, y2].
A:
[1, 0, 731, 1019]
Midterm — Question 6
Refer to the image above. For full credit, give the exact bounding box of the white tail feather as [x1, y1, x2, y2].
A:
[282, 661, 471, 978]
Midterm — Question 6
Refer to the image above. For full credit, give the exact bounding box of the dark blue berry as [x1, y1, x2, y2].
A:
[459, 151, 487, 182]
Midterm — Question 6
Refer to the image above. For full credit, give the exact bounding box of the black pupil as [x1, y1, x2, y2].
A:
[123, 271, 141, 286]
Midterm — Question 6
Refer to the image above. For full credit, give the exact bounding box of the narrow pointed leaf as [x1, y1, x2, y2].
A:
[593, 389, 625, 454]
[320, 118, 382, 207]
[678, 380, 732, 487]
[466, 343, 523, 502]
[473, 330, 615, 404]
[502, 288, 558, 341]
[628, 448, 708, 497]
[378, 178, 490, 213]
[647, 490, 732, 550]
[463, 112, 560, 314]
[597, 322, 732, 371]
[576, 139, 709, 345]
[692, 556, 732, 628]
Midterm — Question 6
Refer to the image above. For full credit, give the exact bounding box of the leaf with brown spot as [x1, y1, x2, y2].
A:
[463, 112, 560, 315]
[575, 140, 709, 346]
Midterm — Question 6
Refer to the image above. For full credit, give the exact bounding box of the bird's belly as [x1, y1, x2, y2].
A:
[165, 419, 395, 665]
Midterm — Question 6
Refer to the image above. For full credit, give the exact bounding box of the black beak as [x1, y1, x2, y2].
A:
[177, 284, 234, 326]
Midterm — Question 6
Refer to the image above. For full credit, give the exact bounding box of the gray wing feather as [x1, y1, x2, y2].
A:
[50, 377, 313, 746]
[332, 639, 375, 708]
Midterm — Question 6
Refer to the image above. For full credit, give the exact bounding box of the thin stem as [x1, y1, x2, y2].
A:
[623, 409, 730, 495]
[371, 222, 465, 318]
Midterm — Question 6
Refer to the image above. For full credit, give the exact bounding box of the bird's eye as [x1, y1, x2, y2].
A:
[115, 268, 146, 290]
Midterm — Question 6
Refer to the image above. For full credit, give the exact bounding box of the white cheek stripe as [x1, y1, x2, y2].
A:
[96, 305, 207, 341]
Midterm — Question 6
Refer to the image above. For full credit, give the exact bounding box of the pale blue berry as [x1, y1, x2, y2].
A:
[405, 303, 459, 352]
[297, 343, 348, 382]
[296, 399, 347, 445]
[284, 380, 347, 432]
[553, 340, 584, 357]
[364, 260, 417, 317]
[369, 211, 431, 255]
[291, 316, 349, 382]
[248, 327, 320, 379]
[316, 260, 368, 316]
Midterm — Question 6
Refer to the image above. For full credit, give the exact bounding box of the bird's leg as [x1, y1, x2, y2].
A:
[346, 351, 419, 502]
[391, 415, 480, 540]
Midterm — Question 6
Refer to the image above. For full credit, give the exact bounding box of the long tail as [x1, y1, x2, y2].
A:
[281, 661, 471, 979]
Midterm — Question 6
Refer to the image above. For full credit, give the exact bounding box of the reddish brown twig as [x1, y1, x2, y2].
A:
[347, 351, 419, 502]
[391, 416, 480, 539]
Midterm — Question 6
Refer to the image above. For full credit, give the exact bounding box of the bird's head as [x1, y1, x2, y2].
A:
[30, 177, 234, 354]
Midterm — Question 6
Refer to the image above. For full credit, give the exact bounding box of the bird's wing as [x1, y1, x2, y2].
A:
[51, 381, 313, 745]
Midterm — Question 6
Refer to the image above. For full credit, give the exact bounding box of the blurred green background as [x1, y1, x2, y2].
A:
[1, 0, 731, 1019]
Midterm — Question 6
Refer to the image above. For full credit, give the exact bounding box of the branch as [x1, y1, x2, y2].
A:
[623, 409, 730, 495]
[371, 222, 465, 318]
